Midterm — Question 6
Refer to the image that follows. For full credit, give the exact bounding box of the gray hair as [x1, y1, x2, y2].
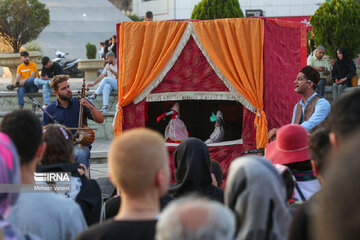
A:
[316, 45, 326, 51]
[155, 196, 235, 240]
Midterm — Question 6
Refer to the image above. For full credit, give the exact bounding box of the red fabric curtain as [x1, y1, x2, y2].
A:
[152, 37, 229, 93]
[242, 19, 306, 146]
[122, 101, 146, 131]
[263, 19, 306, 130]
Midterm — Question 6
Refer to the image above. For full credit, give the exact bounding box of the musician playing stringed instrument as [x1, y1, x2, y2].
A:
[42, 75, 104, 169]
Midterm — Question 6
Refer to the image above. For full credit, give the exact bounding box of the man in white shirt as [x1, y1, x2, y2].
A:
[307, 45, 331, 97]
[87, 51, 117, 112]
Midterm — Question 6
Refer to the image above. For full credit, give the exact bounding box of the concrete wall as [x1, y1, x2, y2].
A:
[240, 0, 326, 17]
[133, 0, 326, 20]
[36, 0, 131, 60]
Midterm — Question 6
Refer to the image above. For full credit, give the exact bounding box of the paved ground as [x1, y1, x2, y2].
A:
[0, 76, 110, 179]
[90, 163, 108, 180]
[89, 139, 110, 179]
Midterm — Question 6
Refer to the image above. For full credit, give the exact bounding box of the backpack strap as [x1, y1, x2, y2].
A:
[295, 181, 306, 201]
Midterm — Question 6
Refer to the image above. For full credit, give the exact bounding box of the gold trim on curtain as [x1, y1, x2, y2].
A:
[114, 21, 188, 135]
[192, 18, 268, 148]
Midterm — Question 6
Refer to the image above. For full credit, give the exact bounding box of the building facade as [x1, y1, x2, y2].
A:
[133, 0, 326, 21]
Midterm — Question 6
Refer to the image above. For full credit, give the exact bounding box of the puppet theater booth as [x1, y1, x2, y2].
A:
[114, 18, 306, 183]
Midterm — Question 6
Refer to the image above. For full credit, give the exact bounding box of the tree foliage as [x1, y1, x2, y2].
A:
[191, 0, 244, 20]
[127, 14, 144, 21]
[0, 0, 49, 53]
[86, 42, 97, 59]
[24, 41, 42, 53]
[310, 0, 360, 59]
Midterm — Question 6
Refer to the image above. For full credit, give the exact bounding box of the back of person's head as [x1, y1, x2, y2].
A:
[171, 138, 212, 197]
[225, 156, 291, 240]
[314, 130, 360, 240]
[328, 89, 360, 144]
[0, 132, 21, 218]
[210, 160, 222, 187]
[108, 128, 169, 198]
[285, 160, 313, 172]
[41, 124, 74, 165]
[1, 110, 42, 165]
[49, 74, 69, 91]
[309, 126, 331, 177]
[156, 196, 235, 240]
[146, 11, 153, 19]
[41, 56, 50, 66]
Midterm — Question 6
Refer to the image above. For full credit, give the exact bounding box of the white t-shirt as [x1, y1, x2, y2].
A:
[295, 179, 321, 201]
[101, 63, 117, 79]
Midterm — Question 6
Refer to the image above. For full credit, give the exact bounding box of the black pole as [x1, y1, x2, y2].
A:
[26, 94, 58, 124]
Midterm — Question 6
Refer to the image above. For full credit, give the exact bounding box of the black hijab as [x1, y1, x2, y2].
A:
[169, 138, 223, 202]
[332, 47, 356, 86]
[336, 47, 349, 62]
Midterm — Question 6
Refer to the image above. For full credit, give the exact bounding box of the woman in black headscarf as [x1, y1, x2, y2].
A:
[169, 138, 224, 203]
[332, 47, 356, 100]
[103, 39, 109, 57]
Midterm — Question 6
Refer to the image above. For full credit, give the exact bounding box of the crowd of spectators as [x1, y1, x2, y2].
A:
[98, 35, 117, 59]
[0, 88, 359, 239]
[1, 40, 360, 239]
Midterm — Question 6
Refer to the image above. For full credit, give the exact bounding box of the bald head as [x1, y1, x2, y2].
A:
[108, 128, 169, 197]
[156, 197, 235, 240]
[177, 201, 210, 230]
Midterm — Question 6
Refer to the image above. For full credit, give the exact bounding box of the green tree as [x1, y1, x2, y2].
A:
[191, 0, 244, 20]
[127, 14, 144, 21]
[86, 42, 97, 59]
[0, 0, 50, 53]
[310, 0, 360, 59]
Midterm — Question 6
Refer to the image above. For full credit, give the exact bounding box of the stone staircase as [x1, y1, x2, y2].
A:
[324, 85, 360, 103]
[0, 79, 116, 164]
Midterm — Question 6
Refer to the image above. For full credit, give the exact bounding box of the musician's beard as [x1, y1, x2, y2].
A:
[58, 92, 72, 101]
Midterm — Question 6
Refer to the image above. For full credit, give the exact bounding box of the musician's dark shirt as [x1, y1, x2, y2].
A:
[42, 97, 93, 134]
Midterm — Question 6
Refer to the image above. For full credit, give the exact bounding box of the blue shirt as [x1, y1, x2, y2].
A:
[291, 92, 330, 131]
[42, 98, 94, 132]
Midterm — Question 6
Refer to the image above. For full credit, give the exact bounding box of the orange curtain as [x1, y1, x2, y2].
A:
[193, 18, 268, 148]
[114, 21, 188, 135]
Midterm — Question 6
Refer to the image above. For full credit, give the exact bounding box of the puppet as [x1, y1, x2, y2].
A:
[157, 103, 188, 142]
[205, 110, 225, 144]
